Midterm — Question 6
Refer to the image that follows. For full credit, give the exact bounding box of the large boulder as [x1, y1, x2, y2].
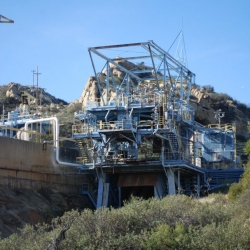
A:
[6, 82, 22, 101]
[79, 76, 100, 108]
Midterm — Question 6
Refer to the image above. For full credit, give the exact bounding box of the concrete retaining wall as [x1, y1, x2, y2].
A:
[0, 137, 87, 194]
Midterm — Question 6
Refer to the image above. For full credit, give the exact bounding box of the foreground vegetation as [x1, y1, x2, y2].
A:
[0, 169, 250, 250]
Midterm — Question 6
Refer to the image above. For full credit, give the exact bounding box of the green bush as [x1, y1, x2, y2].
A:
[1, 193, 250, 249]
[145, 223, 187, 250]
[228, 161, 250, 200]
[187, 216, 250, 250]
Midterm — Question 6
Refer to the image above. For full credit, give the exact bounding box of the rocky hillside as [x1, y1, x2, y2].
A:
[1, 77, 249, 141]
[0, 187, 93, 238]
[0, 82, 68, 114]
[189, 85, 250, 140]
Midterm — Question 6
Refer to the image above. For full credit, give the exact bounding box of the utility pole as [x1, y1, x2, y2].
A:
[34, 66, 41, 106]
[0, 15, 14, 23]
[31, 70, 36, 98]
[214, 109, 225, 125]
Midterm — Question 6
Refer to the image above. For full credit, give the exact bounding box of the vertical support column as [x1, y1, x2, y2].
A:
[161, 139, 165, 164]
[31, 123, 34, 141]
[154, 174, 167, 199]
[102, 183, 110, 207]
[167, 168, 176, 195]
[197, 174, 200, 198]
[126, 74, 130, 96]
[97, 173, 106, 208]
[193, 131, 196, 167]
[154, 186, 161, 199]
[178, 170, 181, 194]
[88, 49, 105, 105]
[53, 120, 56, 147]
[40, 122, 42, 142]
[135, 133, 141, 159]
[163, 55, 166, 91]
[180, 69, 183, 100]
[118, 187, 121, 208]
[106, 63, 109, 106]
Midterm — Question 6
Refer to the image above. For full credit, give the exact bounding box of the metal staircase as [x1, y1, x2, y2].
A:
[167, 132, 181, 159]
[76, 138, 93, 164]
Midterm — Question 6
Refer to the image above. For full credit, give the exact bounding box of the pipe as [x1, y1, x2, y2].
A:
[24, 117, 84, 168]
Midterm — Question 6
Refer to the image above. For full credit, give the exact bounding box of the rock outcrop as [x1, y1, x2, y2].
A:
[6, 83, 21, 101]
[189, 87, 249, 139]
[78, 63, 250, 140]
[79, 76, 100, 108]
[5, 82, 68, 105]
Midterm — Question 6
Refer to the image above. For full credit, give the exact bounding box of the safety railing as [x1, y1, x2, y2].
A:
[208, 123, 236, 131]
[76, 156, 93, 165]
[85, 94, 161, 109]
[128, 94, 156, 106]
[136, 120, 154, 129]
[98, 119, 137, 130]
[76, 157, 85, 164]
[72, 125, 97, 134]
[73, 118, 166, 134]
[202, 161, 234, 170]
[0, 125, 53, 142]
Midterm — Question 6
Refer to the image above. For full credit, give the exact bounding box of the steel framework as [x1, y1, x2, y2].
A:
[0, 15, 14, 23]
[72, 41, 243, 208]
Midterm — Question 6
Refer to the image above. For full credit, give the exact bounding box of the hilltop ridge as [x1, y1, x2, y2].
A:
[1, 78, 249, 141]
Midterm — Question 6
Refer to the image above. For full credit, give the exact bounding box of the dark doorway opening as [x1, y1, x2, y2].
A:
[121, 186, 154, 205]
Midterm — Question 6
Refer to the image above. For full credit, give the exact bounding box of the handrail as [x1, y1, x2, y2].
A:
[72, 124, 97, 134]
[136, 120, 154, 129]
[85, 94, 160, 108]
[76, 157, 85, 164]
[98, 119, 137, 130]
[207, 123, 235, 131]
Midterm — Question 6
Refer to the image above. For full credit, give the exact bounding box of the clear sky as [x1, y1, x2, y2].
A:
[1, 0, 250, 105]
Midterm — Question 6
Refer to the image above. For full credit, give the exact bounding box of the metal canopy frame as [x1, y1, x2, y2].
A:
[88, 40, 195, 106]
[0, 15, 14, 23]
